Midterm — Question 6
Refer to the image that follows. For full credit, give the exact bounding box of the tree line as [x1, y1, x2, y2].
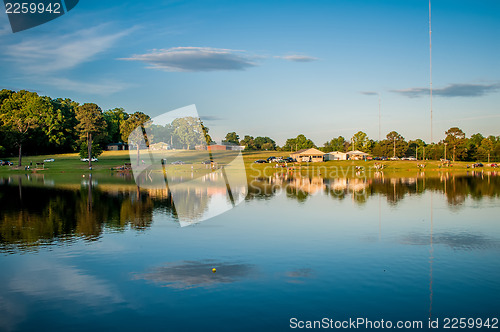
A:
[0, 89, 213, 166]
[226, 127, 499, 161]
[1, 89, 498, 164]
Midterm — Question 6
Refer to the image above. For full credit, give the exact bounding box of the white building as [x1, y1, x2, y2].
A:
[324, 151, 348, 161]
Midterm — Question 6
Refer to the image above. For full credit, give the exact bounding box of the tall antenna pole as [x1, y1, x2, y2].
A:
[378, 94, 381, 141]
[429, 0, 433, 143]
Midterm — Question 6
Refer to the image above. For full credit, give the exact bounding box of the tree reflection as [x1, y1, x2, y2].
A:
[247, 172, 500, 206]
[0, 177, 158, 251]
[1, 171, 499, 253]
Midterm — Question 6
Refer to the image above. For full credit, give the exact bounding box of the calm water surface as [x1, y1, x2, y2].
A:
[0, 172, 499, 331]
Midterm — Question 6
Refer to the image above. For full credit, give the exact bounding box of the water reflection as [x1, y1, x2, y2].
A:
[247, 171, 500, 206]
[133, 260, 255, 289]
[1, 172, 499, 253]
[401, 232, 500, 251]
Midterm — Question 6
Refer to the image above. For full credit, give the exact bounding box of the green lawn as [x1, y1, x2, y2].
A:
[0, 150, 497, 178]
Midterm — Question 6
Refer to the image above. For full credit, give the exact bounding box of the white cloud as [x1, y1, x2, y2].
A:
[392, 83, 500, 98]
[121, 47, 257, 72]
[4, 25, 132, 73]
[276, 55, 318, 62]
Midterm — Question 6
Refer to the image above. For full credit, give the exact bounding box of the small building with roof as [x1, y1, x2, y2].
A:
[290, 148, 325, 162]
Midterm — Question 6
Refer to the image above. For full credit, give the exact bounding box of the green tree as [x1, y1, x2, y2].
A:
[121, 112, 151, 166]
[254, 136, 276, 150]
[239, 135, 256, 150]
[223, 132, 240, 145]
[323, 136, 347, 153]
[351, 131, 369, 151]
[170, 116, 206, 149]
[444, 127, 467, 161]
[104, 108, 129, 144]
[467, 133, 484, 160]
[282, 134, 315, 151]
[0, 90, 50, 166]
[477, 137, 495, 162]
[75, 103, 107, 168]
[385, 131, 407, 158]
[408, 139, 426, 159]
[41, 97, 79, 153]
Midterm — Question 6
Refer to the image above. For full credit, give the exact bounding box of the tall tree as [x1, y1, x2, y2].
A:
[351, 131, 369, 151]
[103, 108, 129, 144]
[223, 132, 240, 145]
[41, 97, 79, 153]
[75, 103, 107, 168]
[121, 112, 151, 165]
[0, 90, 50, 166]
[444, 127, 466, 161]
[385, 131, 407, 158]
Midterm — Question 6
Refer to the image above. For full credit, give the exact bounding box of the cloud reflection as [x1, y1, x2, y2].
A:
[285, 268, 314, 284]
[133, 260, 255, 289]
[8, 262, 124, 307]
[400, 232, 500, 251]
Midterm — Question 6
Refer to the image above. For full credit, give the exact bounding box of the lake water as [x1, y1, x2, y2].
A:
[0, 172, 499, 331]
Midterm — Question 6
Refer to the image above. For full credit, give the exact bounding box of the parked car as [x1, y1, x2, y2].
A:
[389, 157, 400, 161]
[284, 157, 296, 162]
[0, 160, 13, 166]
[171, 160, 185, 165]
[81, 158, 98, 162]
[267, 156, 277, 162]
[472, 163, 484, 168]
[407, 157, 417, 161]
[43, 158, 55, 162]
[254, 159, 267, 164]
[201, 160, 212, 164]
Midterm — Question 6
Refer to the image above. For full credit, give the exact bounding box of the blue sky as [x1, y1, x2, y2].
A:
[0, 0, 499, 145]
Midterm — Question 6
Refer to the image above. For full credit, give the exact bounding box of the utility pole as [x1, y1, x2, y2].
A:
[444, 142, 448, 160]
[429, 0, 433, 143]
[393, 138, 396, 158]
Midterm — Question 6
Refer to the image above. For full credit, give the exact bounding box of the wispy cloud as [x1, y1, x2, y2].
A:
[45, 77, 132, 95]
[121, 47, 257, 72]
[276, 55, 318, 62]
[392, 83, 500, 98]
[0, 23, 11, 36]
[200, 115, 223, 121]
[4, 25, 133, 73]
[360, 91, 378, 96]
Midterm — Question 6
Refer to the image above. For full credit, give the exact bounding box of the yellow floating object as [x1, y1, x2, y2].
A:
[212, 268, 216, 273]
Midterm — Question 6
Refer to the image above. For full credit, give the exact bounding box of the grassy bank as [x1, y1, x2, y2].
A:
[0, 150, 497, 178]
